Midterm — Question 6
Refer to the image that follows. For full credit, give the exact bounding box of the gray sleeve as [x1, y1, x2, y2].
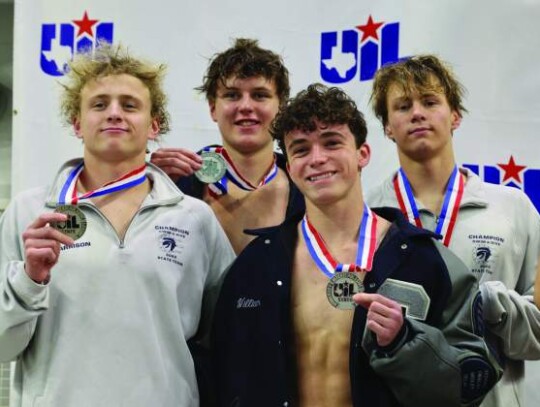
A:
[193, 206, 235, 348]
[368, 242, 502, 407]
[480, 195, 540, 359]
[0, 205, 48, 362]
[184, 208, 235, 406]
[481, 280, 540, 359]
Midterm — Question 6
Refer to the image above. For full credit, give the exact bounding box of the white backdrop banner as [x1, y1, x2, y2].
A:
[12, 0, 540, 212]
[11, 0, 540, 401]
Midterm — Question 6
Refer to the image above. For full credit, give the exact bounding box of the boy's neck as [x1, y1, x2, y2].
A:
[304, 186, 366, 246]
[399, 154, 458, 213]
[223, 142, 276, 186]
[80, 153, 146, 192]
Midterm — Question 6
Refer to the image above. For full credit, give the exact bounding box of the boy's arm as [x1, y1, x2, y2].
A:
[365, 244, 502, 407]
[481, 196, 540, 359]
[0, 204, 67, 361]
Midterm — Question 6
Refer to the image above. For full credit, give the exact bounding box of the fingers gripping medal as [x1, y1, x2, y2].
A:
[302, 204, 378, 310]
[327, 272, 365, 310]
[51, 205, 87, 240]
[195, 152, 227, 184]
[196, 146, 278, 197]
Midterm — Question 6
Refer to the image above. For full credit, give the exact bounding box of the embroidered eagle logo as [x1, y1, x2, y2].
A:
[161, 237, 177, 252]
[475, 247, 491, 262]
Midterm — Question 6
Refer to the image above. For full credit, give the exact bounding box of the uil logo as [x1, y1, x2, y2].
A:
[40, 11, 114, 76]
[160, 237, 177, 252]
[320, 15, 408, 83]
[463, 155, 540, 214]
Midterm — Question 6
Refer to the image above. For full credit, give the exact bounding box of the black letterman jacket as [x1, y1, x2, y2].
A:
[211, 208, 502, 407]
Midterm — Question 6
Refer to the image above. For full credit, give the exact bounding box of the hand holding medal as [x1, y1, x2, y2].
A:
[22, 212, 75, 284]
[150, 147, 203, 181]
[50, 205, 87, 241]
[196, 146, 278, 197]
[353, 293, 405, 347]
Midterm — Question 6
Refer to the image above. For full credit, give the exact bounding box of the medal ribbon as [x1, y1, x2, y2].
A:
[58, 162, 147, 205]
[301, 204, 378, 278]
[201, 146, 278, 197]
[393, 166, 464, 246]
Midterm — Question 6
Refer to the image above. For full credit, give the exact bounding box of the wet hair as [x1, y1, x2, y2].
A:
[271, 83, 367, 158]
[60, 43, 170, 134]
[196, 38, 290, 105]
[370, 54, 467, 128]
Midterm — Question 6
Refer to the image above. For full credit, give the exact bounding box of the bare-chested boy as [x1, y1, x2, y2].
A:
[211, 84, 501, 407]
[151, 38, 303, 254]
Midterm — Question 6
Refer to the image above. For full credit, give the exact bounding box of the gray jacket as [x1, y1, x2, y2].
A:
[0, 159, 235, 407]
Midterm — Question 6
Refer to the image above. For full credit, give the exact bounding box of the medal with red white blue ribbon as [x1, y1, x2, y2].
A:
[301, 204, 378, 309]
[200, 146, 278, 198]
[393, 166, 464, 247]
[58, 162, 147, 205]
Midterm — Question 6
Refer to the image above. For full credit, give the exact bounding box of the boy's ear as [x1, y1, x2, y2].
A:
[149, 118, 160, 140]
[357, 143, 371, 170]
[384, 122, 394, 139]
[209, 101, 217, 123]
[73, 117, 83, 139]
[451, 111, 462, 131]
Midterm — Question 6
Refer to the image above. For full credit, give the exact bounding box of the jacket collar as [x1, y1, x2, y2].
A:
[380, 166, 489, 210]
[372, 206, 438, 239]
[459, 167, 489, 207]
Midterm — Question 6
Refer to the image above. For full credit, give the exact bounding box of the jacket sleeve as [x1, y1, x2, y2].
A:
[0, 201, 49, 362]
[480, 194, 540, 360]
[535, 263, 540, 307]
[367, 242, 503, 407]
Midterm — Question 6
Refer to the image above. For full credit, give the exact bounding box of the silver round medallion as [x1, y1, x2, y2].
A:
[195, 152, 227, 184]
[326, 272, 364, 310]
[51, 205, 87, 241]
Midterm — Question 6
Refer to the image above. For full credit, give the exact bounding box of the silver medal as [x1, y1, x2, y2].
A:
[195, 152, 227, 183]
[51, 205, 87, 240]
[326, 272, 364, 310]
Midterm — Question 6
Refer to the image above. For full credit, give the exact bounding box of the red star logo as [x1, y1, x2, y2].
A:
[72, 11, 98, 38]
[497, 155, 527, 183]
[356, 15, 384, 42]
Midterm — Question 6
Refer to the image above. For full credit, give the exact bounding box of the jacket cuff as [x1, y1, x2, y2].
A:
[480, 281, 506, 325]
[7, 262, 49, 309]
[375, 319, 411, 357]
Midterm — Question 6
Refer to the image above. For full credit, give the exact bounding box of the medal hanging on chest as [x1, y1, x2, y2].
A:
[198, 146, 278, 198]
[393, 165, 464, 247]
[301, 204, 378, 310]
